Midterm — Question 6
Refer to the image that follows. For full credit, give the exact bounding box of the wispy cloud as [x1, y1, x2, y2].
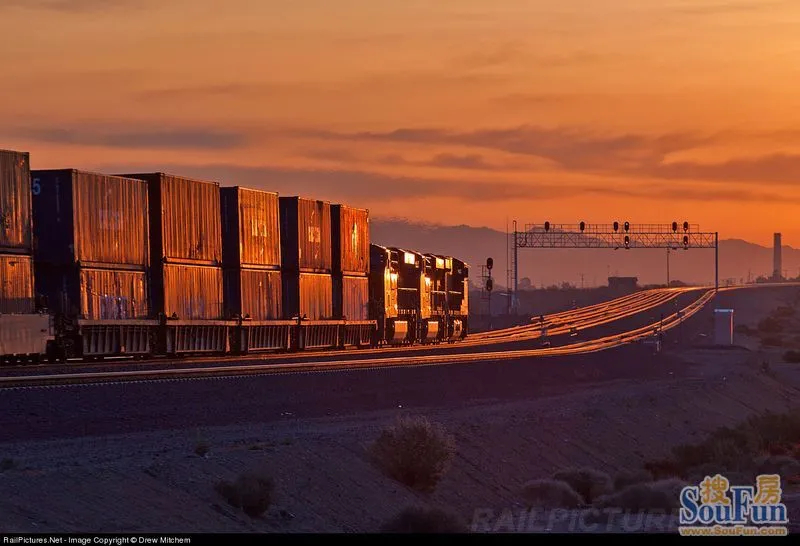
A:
[9, 124, 248, 150]
[0, 0, 155, 12]
[83, 162, 797, 206]
[288, 125, 711, 172]
[670, 0, 792, 16]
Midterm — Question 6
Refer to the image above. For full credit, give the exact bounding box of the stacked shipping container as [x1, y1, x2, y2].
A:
[279, 197, 333, 320]
[31, 170, 150, 320]
[123, 173, 224, 320]
[331, 204, 370, 322]
[221, 187, 282, 320]
[0, 150, 35, 315]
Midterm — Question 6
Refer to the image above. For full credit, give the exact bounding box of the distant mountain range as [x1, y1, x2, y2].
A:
[370, 219, 797, 287]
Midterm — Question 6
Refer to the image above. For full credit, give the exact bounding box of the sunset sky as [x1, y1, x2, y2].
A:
[1, 0, 799, 246]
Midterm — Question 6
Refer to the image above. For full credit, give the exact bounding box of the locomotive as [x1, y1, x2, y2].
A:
[0, 148, 469, 363]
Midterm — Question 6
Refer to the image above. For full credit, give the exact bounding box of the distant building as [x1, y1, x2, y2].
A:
[773, 233, 784, 281]
[608, 276, 638, 291]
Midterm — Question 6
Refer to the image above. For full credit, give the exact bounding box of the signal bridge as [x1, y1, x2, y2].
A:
[510, 221, 720, 311]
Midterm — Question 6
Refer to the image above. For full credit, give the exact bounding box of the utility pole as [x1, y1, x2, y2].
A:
[667, 247, 670, 287]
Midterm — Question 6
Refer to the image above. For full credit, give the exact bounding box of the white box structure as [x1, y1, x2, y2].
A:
[714, 309, 734, 346]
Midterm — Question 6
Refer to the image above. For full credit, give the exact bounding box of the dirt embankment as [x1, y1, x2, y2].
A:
[1, 291, 800, 533]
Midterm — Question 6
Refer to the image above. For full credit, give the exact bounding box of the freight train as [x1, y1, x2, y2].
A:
[0, 149, 468, 363]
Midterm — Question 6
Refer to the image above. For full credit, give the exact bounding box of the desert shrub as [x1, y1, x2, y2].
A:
[0, 458, 16, 472]
[760, 336, 784, 347]
[735, 325, 754, 336]
[614, 469, 654, 491]
[370, 415, 456, 492]
[654, 411, 800, 477]
[783, 351, 800, 363]
[594, 479, 687, 512]
[758, 317, 784, 334]
[552, 468, 613, 503]
[521, 479, 584, 509]
[754, 455, 800, 480]
[380, 507, 468, 533]
[215, 471, 274, 518]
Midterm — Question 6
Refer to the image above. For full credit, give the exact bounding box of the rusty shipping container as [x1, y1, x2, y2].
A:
[33, 264, 149, 319]
[279, 197, 332, 273]
[0, 253, 34, 314]
[283, 272, 332, 320]
[224, 268, 281, 320]
[331, 204, 369, 276]
[121, 173, 222, 265]
[31, 170, 149, 267]
[333, 274, 369, 321]
[159, 263, 224, 320]
[0, 150, 32, 253]
[221, 187, 281, 269]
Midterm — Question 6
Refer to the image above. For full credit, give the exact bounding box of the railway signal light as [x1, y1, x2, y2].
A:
[672, 221, 678, 233]
[486, 257, 493, 271]
[683, 221, 689, 232]
[624, 235, 630, 248]
[544, 221, 550, 232]
[579, 221, 586, 232]
[613, 221, 619, 232]
[486, 278, 493, 292]
[683, 235, 689, 249]
[624, 221, 630, 232]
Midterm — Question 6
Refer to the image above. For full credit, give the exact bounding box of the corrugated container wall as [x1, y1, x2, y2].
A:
[122, 173, 222, 265]
[221, 187, 280, 269]
[31, 170, 149, 267]
[331, 205, 369, 276]
[162, 264, 224, 320]
[280, 197, 332, 273]
[0, 254, 34, 313]
[224, 268, 282, 320]
[283, 272, 332, 320]
[80, 268, 148, 320]
[334, 275, 369, 321]
[0, 150, 32, 252]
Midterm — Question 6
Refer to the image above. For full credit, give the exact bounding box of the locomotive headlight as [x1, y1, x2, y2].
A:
[425, 277, 431, 286]
[390, 272, 398, 283]
[404, 252, 415, 265]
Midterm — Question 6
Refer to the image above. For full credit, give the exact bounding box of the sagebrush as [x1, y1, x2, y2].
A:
[215, 471, 275, 518]
[370, 415, 456, 492]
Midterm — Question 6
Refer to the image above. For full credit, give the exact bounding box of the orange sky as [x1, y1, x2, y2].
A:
[1, 0, 799, 246]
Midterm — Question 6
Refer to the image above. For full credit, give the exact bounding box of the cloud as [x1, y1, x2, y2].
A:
[81, 162, 796, 206]
[11, 124, 248, 150]
[0, 0, 153, 12]
[654, 154, 800, 185]
[288, 125, 711, 172]
[670, 0, 792, 15]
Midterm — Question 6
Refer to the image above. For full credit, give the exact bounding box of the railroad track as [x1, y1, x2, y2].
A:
[0, 286, 716, 387]
[2, 282, 796, 387]
[0, 286, 700, 377]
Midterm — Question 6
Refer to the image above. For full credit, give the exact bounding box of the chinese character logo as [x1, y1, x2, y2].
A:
[680, 474, 789, 528]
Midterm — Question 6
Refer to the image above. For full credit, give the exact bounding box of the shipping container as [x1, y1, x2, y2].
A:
[0, 253, 34, 314]
[331, 204, 369, 276]
[279, 197, 332, 272]
[157, 263, 224, 320]
[31, 170, 149, 267]
[333, 274, 369, 321]
[283, 272, 333, 320]
[0, 150, 32, 252]
[121, 173, 222, 265]
[33, 264, 148, 319]
[224, 268, 282, 320]
[221, 187, 280, 269]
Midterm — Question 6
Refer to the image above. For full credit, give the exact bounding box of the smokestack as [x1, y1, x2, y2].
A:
[773, 233, 783, 280]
